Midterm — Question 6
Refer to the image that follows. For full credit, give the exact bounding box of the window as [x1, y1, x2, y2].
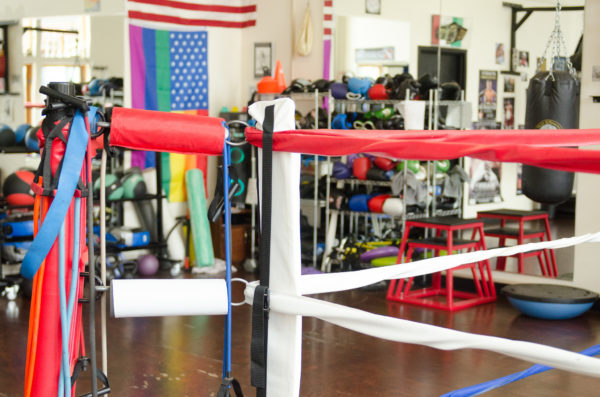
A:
[22, 15, 90, 124]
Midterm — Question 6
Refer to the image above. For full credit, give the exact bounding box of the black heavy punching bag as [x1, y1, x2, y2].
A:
[522, 70, 579, 204]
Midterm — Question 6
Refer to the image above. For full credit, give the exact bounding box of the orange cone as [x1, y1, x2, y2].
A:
[274, 60, 286, 93]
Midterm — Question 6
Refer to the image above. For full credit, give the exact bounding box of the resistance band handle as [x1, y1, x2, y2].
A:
[40, 85, 89, 112]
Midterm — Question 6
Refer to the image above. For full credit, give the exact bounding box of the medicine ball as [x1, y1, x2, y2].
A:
[0, 124, 16, 148]
[15, 124, 31, 144]
[24, 126, 40, 152]
[137, 254, 160, 276]
[3, 170, 35, 206]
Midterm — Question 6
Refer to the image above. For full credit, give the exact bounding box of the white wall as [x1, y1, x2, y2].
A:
[89, 16, 125, 79]
[240, 0, 293, 100]
[0, 0, 125, 20]
[291, 0, 325, 81]
[335, 16, 410, 79]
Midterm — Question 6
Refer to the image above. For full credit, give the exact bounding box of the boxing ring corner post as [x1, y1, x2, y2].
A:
[247, 98, 303, 397]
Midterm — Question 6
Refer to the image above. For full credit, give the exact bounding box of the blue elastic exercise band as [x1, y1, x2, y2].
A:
[222, 133, 233, 380]
[58, 223, 71, 397]
[442, 344, 600, 396]
[21, 110, 89, 280]
[58, 198, 81, 396]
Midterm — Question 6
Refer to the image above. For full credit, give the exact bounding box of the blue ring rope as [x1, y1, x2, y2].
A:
[442, 344, 600, 396]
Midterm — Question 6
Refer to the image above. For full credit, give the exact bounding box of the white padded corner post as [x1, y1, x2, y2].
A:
[248, 98, 302, 397]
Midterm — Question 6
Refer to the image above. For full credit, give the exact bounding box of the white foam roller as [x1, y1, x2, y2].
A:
[111, 279, 228, 318]
[382, 198, 403, 216]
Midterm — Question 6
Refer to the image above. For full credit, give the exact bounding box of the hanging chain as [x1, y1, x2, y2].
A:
[539, 0, 576, 79]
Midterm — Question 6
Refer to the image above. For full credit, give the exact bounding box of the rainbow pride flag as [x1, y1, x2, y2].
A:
[129, 25, 209, 201]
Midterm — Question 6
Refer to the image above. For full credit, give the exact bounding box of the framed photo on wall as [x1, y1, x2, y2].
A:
[366, 0, 381, 15]
[254, 42, 273, 78]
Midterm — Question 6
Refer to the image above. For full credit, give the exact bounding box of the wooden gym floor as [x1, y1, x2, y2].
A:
[2, 213, 600, 396]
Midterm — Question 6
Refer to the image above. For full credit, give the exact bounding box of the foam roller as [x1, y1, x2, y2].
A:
[110, 107, 226, 155]
[185, 169, 214, 267]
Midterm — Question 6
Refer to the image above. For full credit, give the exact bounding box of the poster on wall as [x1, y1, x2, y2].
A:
[503, 97, 514, 129]
[478, 70, 497, 122]
[519, 51, 529, 68]
[0, 96, 14, 122]
[355, 47, 394, 63]
[431, 15, 469, 48]
[468, 158, 502, 204]
[84, 0, 100, 12]
[495, 43, 505, 65]
[504, 77, 515, 93]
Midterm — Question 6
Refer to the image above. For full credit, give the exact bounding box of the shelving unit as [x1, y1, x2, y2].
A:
[318, 91, 471, 272]
[259, 90, 330, 267]
[98, 150, 167, 261]
[278, 89, 471, 271]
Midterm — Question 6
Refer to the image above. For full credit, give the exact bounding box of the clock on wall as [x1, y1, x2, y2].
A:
[366, 0, 381, 15]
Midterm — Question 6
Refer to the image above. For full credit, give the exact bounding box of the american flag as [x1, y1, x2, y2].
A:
[169, 31, 209, 111]
[323, 0, 334, 79]
[127, 0, 257, 29]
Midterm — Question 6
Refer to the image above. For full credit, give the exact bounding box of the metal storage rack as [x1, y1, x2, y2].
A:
[320, 90, 471, 272]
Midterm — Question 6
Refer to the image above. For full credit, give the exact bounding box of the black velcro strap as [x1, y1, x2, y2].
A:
[35, 116, 72, 196]
[217, 377, 245, 397]
[250, 285, 269, 393]
[250, 104, 275, 397]
[258, 105, 274, 287]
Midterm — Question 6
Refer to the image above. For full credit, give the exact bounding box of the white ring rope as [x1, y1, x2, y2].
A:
[243, 283, 600, 378]
[300, 232, 600, 295]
